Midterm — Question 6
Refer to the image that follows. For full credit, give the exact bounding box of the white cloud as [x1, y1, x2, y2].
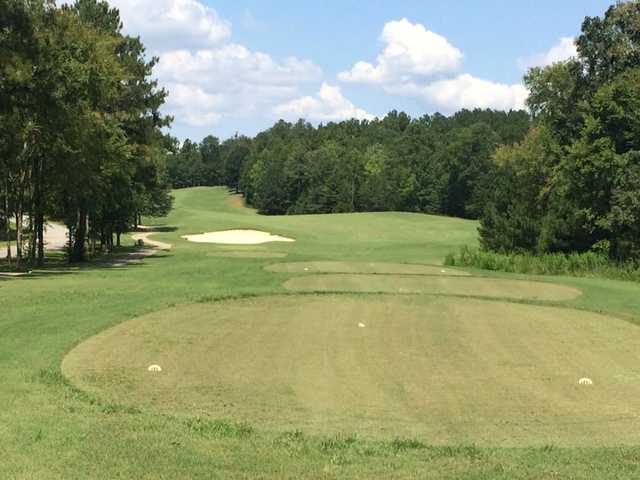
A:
[394, 75, 528, 112]
[155, 47, 322, 124]
[107, 0, 231, 52]
[156, 47, 321, 90]
[338, 18, 529, 113]
[518, 37, 577, 70]
[57, 0, 324, 135]
[339, 18, 463, 84]
[88, 0, 321, 134]
[163, 83, 223, 127]
[274, 83, 374, 122]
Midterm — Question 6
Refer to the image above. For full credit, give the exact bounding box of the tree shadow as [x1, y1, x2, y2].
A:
[0, 226, 177, 281]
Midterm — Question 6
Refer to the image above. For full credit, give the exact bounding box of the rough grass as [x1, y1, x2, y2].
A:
[446, 246, 640, 281]
[2, 186, 640, 478]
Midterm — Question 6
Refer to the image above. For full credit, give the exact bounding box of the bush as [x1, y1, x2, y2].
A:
[445, 246, 640, 281]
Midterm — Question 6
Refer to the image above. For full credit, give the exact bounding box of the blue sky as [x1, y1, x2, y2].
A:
[103, 0, 614, 140]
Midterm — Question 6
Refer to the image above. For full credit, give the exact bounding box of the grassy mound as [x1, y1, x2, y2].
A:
[63, 294, 640, 446]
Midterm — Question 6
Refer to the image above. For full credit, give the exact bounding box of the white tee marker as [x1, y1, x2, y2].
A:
[358, 322, 366, 328]
[578, 377, 593, 385]
[148, 365, 162, 373]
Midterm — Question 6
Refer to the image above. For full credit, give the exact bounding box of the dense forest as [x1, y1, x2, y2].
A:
[167, 109, 531, 219]
[0, 0, 172, 265]
[481, 1, 640, 261]
[168, 1, 640, 262]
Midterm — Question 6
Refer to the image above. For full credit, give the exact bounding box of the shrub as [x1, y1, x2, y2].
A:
[445, 246, 640, 282]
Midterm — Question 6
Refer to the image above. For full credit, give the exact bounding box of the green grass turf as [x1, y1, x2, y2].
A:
[282, 274, 582, 301]
[63, 294, 640, 446]
[265, 261, 470, 275]
[2, 186, 640, 478]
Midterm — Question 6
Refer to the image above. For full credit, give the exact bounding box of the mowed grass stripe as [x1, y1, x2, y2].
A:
[283, 274, 582, 301]
[62, 294, 640, 446]
[266, 261, 469, 276]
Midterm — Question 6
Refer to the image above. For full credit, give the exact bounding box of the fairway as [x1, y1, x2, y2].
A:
[63, 294, 640, 446]
[4, 187, 640, 479]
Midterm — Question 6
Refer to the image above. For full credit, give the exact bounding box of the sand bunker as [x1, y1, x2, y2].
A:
[182, 229, 295, 245]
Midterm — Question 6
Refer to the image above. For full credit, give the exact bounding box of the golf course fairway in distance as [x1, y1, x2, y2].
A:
[283, 274, 582, 301]
[62, 294, 640, 446]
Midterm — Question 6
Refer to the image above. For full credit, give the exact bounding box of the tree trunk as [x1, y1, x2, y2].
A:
[28, 213, 36, 264]
[116, 231, 121, 247]
[3, 181, 11, 265]
[72, 206, 87, 262]
[32, 154, 44, 267]
[15, 210, 22, 268]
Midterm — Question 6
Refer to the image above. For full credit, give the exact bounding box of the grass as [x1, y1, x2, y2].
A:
[265, 260, 471, 275]
[1, 186, 640, 478]
[63, 294, 640, 446]
[282, 274, 582, 301]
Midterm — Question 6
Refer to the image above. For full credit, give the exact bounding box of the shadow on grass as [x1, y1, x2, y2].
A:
[0, 226, 176, 281]
[143, 224, 177, 233]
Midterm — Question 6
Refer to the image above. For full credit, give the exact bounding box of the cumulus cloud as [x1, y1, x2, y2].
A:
[66, 0, 325, 135]
[518, 37, 577, 70]
[156, 47, 321, 89]
[393, 75, 528, 112]
[274, 83, 374, 122]
[339, 18, 528, 112]
[339, 18, 463, 84]
[88, 0, 232, 52]
[163, 83, 223, 127]
[155, 47, 321, 123]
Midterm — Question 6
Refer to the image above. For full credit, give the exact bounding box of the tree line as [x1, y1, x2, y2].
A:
[169, 1, 640, 263]
[1, 0, 172, 266]
[481, 1, 640, 261]
[167, 109, 531, 219]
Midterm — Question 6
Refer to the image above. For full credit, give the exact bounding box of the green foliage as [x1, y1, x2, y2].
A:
[446, 245, 640, 281]
[167, 109, 530, 217]
[0, 0, 173, 264]
[481, 1, 640, 261]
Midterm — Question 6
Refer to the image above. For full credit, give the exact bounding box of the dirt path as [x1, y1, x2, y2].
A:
[131, 226, 173, 251]
[1, 221, 68, 260]
[101, 227, 172, 268]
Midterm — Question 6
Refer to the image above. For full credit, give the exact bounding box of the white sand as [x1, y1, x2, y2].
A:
[182, 229, 295, 245]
